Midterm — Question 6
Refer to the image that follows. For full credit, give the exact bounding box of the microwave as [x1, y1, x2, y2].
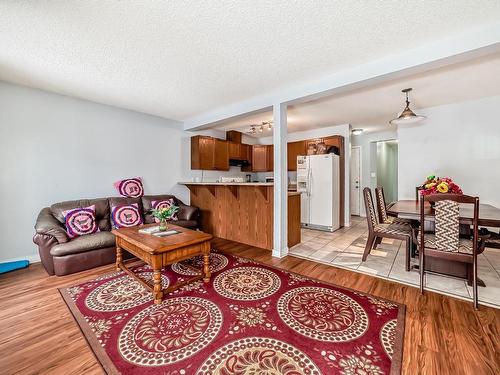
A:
[265, 177, 274, 183]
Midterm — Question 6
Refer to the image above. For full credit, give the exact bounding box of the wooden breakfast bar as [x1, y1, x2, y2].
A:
[180, 182, 301, 250]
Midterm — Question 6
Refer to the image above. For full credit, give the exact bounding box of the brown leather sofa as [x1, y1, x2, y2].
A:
[33, 194, 199, 276]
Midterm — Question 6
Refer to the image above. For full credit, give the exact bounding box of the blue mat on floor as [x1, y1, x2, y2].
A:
[0, 260, 29, 274]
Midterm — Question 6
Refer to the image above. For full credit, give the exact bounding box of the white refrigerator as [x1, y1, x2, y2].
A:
[297, 154, 340, 232]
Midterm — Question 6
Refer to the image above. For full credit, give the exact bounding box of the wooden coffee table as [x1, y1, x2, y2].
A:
[112, 223, 213, 304]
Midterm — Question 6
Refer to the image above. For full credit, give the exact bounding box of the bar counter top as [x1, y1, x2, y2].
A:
[179, 181, 273, 186]
[179, 182, 301, 196]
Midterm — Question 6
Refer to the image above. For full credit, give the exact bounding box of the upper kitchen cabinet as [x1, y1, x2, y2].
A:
[228, 142, 252, 161]
[191, 136, 229, 170]
[287, 140, 306, 171]
[228, 142, 241, 159]
[252, 145, 273, 172]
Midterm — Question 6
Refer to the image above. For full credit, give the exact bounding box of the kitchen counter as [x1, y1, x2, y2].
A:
[179, 182, 273, 186]
[180, 182, 301, 196]
[181, 182, 301, 250]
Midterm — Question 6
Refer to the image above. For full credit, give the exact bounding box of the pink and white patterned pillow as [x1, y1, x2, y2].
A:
[111, 203, 143, 229]
[63, 205, 99, 239]
[152, 198, 178, 221]
[113, 177, 144, 198]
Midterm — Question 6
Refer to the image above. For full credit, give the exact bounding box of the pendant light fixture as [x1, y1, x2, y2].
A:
[389, 88, 426, 125]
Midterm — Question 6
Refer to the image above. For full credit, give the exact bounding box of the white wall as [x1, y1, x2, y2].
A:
[260, 124, 351, 226]
[0, 82, 186, 262]
[0, 82, 254, 263]
[398, 95, 500, 207]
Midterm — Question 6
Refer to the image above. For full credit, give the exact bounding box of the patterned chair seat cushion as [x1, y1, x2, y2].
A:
[417, 234, 473, 254]
[374, 222, 413, 236]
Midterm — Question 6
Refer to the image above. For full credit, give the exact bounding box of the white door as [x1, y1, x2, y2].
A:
[350, 146, 361, 216]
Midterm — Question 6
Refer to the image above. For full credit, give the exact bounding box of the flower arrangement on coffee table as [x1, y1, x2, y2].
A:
[420, 175, 463, 196]
[151, 205, 179, 231]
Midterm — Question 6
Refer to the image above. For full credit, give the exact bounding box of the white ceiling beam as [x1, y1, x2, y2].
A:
[183, 22, 500, 131]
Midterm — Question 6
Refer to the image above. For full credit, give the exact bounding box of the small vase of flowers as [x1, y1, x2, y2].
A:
[420, 175, 463, 198]
[151, 206, 179, 231]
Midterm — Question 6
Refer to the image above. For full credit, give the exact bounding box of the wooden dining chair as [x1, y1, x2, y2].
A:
[363, 188, 415, 271]
[416, 186, 424, 201]
[418, 193, 486, 309]
[375, 186, 417, 225]
[485, 231, 500, 249]
[374, 186, 396, 224]
[374, 186, 418, 252]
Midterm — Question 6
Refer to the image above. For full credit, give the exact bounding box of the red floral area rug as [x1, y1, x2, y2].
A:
[60, 253, 405, 374]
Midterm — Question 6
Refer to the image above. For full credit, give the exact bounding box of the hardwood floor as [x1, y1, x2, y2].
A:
[1, 238, 499, 374]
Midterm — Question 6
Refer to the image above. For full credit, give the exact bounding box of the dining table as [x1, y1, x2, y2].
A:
[387, 200, 500, 286]
[387, 200, 500, 227]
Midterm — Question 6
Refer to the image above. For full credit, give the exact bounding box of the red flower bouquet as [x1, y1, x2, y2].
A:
[420, 175, 463, 196]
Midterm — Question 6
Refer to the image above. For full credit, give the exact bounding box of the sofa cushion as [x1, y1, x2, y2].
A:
[111, 203, 143, 229]
[151, 198, 178, 221]
[50, 231, 115, 256]
[108, 197, 143, 226]
[63, 205, 99, 239]
[113, 177, 144, 197]
[142, 195, 182, 223]
[51, 198, 110, 231]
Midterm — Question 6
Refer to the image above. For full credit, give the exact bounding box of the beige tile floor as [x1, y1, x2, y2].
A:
[289, 216, 500, 308]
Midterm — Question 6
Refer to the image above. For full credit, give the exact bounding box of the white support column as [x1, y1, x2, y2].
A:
[272, 103, 288, 258]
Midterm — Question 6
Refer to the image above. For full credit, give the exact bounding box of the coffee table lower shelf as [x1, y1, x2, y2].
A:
[115, 235, 211, 304]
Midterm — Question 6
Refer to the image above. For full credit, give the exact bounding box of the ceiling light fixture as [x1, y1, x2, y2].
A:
[389, 88, 426, 125]
[248, 121, 273, 134]
[351, 128, 364, 135]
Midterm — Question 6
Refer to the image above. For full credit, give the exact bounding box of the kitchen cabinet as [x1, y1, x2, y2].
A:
[228, 142, 241, 159]
[191, 136, 229, 170]
[241, 144, 252, 161]
[267, 145, 274, 171]
[287, 141, 306, 171]
[252, 145, 273, 172]
[214, 139, 229, 170]
[226, 130, 242, 143]
[228, 142, 252, 161]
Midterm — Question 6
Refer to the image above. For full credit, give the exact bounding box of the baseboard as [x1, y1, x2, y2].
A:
[0, 254, 41, 264]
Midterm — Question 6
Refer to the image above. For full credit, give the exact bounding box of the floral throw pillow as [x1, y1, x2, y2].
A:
[111, 203, 143, 229]
[113, 177, 144, 198]
[63, 205, 99, 239]
[152, 199, 178, 221]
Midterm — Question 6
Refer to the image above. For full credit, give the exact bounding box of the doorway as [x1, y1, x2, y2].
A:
[375, 140, 398, 203]
[350, 146, 361, 215]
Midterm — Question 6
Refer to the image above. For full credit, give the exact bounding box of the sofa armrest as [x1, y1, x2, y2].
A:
[35, 207, 68, 244]
[177, 204, 199, 222]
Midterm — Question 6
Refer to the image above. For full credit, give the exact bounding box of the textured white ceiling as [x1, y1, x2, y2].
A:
[215, 53, 500, 136]
[1, 1, 500, 121]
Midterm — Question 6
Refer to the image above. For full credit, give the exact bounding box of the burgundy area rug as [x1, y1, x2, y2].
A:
[60, 253, 405, 375]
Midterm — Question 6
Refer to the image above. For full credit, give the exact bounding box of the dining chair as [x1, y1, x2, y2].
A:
[375, 186, 417, 226]
[374, 186, 418, 251]
[418, 193, 486, 309]
[485, 231, 500, 249]
[416, 186, 424, 201]
[363, 188, 415, 271]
